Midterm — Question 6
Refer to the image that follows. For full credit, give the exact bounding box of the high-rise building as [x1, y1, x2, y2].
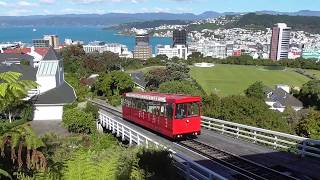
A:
[135, 32, 150, 46]
[44, 35, 60, 49]
[33, 39, 50, 48]
[133, 31, 152, 60]
[173, 30, 187, 46]
[270, 23, 291, 61]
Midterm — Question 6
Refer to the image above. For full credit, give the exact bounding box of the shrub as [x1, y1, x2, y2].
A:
[62, 108, 95, 134]
[107, 95, 122, 107]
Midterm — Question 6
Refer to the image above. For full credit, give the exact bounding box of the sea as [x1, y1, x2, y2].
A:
[0, 26, 172, 52]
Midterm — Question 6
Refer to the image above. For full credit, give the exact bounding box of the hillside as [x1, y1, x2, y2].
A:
[232, 13, 320, 33]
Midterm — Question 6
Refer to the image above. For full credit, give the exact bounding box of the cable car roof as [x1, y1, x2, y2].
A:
[125, 92, 201, 103]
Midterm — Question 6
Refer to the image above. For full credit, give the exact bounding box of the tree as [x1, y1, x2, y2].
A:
[61, 45, 86, 74]
[166, 62, 190, 81]
[0, 72, 37, 123]
[202, 93, 221, 118]
[299, 80, 320, 109]
[187, 52, 203, 61]
[219, 95, 290, 133]
[245, 81, 265, 100]
[94, 71, 134, 105]
[0, 124, 47, 177]
[159, 81, 204, 97]
[296, 110, 320, 139]
[145, 68, 167, 90]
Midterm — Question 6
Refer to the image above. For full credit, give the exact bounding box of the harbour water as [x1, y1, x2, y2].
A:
[0, 26, 172, 51]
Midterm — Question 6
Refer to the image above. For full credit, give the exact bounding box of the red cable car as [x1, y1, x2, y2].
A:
[122, 92, 202, 139]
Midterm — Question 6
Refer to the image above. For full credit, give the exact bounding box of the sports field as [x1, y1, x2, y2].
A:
[190, 64, 310, 96]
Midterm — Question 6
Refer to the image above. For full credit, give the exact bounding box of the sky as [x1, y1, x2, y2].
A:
[0, 0, 319, 16]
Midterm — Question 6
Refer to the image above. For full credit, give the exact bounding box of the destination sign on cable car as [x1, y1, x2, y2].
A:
[126, 93, 166, 102]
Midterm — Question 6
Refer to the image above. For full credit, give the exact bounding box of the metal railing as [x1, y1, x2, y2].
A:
[98, 112, 227, 180]
[202, 116, 320, 158]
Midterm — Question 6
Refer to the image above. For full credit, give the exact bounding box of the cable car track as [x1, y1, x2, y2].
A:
[91, 100, 298, 180]
[178, 139, 297, 180]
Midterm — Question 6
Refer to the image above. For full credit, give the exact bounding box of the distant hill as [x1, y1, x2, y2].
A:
[232, 13, 320, 33]
[0, 12, 218, 27]
[1, 10, 320, 27]
[106, 20, 190, 30]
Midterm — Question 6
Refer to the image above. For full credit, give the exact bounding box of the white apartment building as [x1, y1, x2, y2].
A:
[189, 41, 226, 58]
[83, 43, 132, 57]
[156, 45, 188, 59]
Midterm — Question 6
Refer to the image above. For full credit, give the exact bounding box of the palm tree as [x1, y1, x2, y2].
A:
[0, 72, 37, 123]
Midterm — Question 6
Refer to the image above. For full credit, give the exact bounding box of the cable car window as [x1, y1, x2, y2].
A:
[148, 101, 158, 115]
[175, 104, 187, 119]
[187, 102, 200, 117]
[166, 104, 173, 119]
[160, 103, 166, 117]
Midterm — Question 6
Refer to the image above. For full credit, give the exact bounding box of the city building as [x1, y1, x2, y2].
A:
[133, 31, 152, 60]
[173, 29, 187, 46]
[33, 39, 50, 48]
[302, 49, 320, 60]
[44, 35, 60, 49]
[156, 44, 188, 59]
[133, 45, 152, 60]
[83, 42, 132, 58]
[188, 41, 226, 58]
[270, 23, 291, 61]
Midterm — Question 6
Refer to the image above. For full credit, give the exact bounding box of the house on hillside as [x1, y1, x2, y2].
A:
[2, 47, 49, 67]
[0, 47, 76, 121]
[265, 84, 303, 112]
[0, 53, 34, 66]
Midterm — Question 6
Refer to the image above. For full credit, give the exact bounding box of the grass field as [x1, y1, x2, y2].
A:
[304, 69, 320, 79]
[191, 64, 310, 96]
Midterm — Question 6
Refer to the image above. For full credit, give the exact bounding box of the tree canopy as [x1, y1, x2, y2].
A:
[299, 80, 320, 109]
[245, 81, 266, 100]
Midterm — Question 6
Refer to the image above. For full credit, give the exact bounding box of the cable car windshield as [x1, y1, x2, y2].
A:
[175, 102, 200, 119]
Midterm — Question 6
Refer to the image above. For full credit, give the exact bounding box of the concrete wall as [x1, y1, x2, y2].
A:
[37, 76, 57, 93]
[33, 105, 63, 121]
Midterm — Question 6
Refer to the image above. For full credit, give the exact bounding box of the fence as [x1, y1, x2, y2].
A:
[202, 116, 320, 158]
[98, 112, 227, 180]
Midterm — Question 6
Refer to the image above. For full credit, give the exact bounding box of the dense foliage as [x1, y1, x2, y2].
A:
[296, 110, 320, 139]
[94, 71, 134, 106]
[299, 80, 320, 109]
[62, 108, 95, 134]
[245, 81, 266, 99]
[0, 125, 47, 179]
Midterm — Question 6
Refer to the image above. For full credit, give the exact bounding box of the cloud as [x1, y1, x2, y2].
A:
[0, 1, 8, 6]
[69, 0, 143, 4]
[17, 1, 38, 7]
[40, 0, 56, 4]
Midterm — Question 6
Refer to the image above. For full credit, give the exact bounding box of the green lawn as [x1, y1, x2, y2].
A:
[304, 69, 320, 79]
[191, 64, 310, 96]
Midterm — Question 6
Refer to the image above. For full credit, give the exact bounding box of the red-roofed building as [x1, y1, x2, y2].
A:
[34, 48, 49, 56]
[3, 48, 31, 54]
